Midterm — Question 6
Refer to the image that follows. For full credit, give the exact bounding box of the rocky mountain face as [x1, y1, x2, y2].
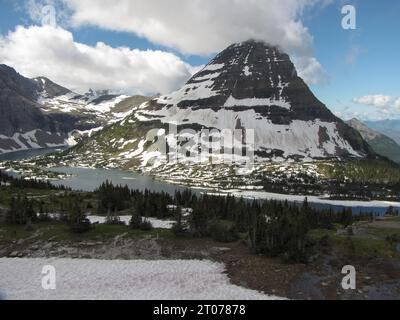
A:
[33, 76, 71, 98]
[63, 40, 375, 179]
[347, 118, 400, 164]
[136, 40, 373, 161]
[0, 65, 48, 136]
[0, 64, 149, 154]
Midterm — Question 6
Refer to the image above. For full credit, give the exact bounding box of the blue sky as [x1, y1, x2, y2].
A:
[0, 0, 399, 120]
[304, 0, 400, 120]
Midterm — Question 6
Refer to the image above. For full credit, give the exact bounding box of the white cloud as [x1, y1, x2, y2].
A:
[63, 0, 328, 85]
[353, 95, 400, 116]
[0, 25, 196, 94]
[292, 56, 328, 85]
[395, 98, 400, 109]
[354, 95, 393, 108]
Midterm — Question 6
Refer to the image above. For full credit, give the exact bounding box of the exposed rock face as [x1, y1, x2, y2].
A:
[157, 41, 333, 121]
[33, 76, 71, 98]
[0, 65, 96, 152]
[0, 65, 47, 136]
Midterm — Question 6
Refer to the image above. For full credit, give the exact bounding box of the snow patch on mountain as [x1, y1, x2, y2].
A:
[157, 79, 220, 105]
[134, 106, 360, 160]
[202, 63, 225, 72]
[243, 66, 252, 76]
[224, 95, 291, 109]
[86, 95, 129, 114]
[0, 130, 67, 154]
[38, 93, 86, 113]
[66, 127, 104, 146]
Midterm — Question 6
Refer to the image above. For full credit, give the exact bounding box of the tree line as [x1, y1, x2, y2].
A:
[5, 179, 382, 263]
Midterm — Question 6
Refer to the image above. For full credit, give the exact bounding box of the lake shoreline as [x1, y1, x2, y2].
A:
[1, 147, 400, 214]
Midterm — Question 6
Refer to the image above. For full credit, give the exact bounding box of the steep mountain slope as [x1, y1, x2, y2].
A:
[365, 119, 400, 145]
[137, 40, 371, 161]
[0, 65, 51, 136]
[0, 64, 87, 152]
[347, 118, 400, 164]
[0, 64, 149, 154]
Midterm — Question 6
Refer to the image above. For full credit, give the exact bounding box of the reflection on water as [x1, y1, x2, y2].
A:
[48, 167, 205, 195]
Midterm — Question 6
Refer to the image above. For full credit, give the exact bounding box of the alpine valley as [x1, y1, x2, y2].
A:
[3, 40, 400, 200]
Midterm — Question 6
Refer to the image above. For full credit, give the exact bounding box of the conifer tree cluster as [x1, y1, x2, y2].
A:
[94, 181, 373, 262]
[3, 177, 379, 261]
[6, 196, 36, 225]
[64, 194, 91, 233]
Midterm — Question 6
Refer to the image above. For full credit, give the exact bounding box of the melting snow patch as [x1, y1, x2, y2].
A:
[202, 63, 225, 72]
[87, 215, 175, 229]
[243, 66, 252, 76]
[0, 258, 282, 300]
[224, 96, 291, 110]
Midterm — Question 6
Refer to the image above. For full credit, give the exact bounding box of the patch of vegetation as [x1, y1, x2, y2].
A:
[318, 159, 400, 184]
[309, 227, 397, 259]
[209, 220, 240, 243]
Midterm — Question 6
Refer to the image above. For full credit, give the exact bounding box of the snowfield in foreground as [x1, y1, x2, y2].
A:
[0, 258, 281, 300]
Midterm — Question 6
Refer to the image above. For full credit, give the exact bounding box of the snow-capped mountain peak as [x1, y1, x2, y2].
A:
[134, 40, 372, 161]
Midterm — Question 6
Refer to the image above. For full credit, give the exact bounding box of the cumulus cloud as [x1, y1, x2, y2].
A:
[354, 95, 400, 116]
[0, 25, 196, 94]
[63, 0, 328, 85]
[292, 56, 328, 85]
[395, 98, 400, 109]
[354, 95, 393, 108]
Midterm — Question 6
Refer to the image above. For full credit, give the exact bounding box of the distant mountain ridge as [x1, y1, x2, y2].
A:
[365, 119, 400, 146]
[346, 118, 400, 164]
[0, 64, 150, 154]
